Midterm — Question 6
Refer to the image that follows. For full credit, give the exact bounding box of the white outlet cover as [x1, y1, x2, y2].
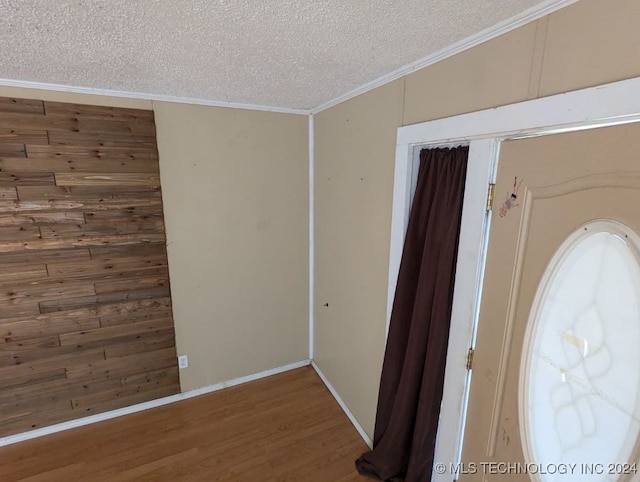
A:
[178, 355, 189, 369]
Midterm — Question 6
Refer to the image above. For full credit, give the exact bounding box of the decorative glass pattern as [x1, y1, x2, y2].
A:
[521, 221, 640, 481]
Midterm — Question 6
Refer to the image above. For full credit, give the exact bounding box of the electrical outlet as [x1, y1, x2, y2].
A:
[178, 355, 189, 369]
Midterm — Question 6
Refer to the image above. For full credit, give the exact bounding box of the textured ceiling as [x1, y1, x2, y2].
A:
[0, 0, 562, 110]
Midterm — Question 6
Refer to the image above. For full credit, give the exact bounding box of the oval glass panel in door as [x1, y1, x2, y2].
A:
[520, 220, 640, 482]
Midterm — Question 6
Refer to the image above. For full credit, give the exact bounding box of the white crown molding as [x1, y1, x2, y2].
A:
[0, 78, 311, 115]
[0, 359, 310, 448]
[310, 0, 580, 114]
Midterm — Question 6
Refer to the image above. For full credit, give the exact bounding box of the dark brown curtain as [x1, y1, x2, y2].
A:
[356, 146, 468, 481]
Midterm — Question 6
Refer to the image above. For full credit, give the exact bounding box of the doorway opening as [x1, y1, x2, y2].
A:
[388, 76, 640, 481]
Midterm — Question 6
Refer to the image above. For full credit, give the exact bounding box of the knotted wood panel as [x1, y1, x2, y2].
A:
[0, 97, 179, 437]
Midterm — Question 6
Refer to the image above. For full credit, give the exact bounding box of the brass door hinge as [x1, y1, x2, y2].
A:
[466, 347, 475, 370]
[486, 183, 496, 212]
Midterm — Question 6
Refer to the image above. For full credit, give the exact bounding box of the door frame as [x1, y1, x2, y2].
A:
[388, 76, 640, 482]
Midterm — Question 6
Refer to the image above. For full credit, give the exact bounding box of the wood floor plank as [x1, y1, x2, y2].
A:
[0, 368, 367, 481]
[15, 462, 89, 482]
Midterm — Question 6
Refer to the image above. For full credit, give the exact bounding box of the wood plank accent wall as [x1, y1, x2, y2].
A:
[0, 97, 179, 437]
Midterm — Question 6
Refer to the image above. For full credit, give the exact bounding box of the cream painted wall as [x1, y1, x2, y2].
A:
[403, 22, 539, 125]
[314, 80, 404, 434]
[0, 85, 309, 394]
[154, 102, 309, 391]
[313, 0, 640, 439]
[539, 0, 640, 96]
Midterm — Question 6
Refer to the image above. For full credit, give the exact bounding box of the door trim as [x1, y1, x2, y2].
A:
[388, 75, 640, 481]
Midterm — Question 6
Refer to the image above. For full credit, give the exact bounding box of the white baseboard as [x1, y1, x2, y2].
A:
[0, 359, 310, 448]
[311, 360, 373, 448]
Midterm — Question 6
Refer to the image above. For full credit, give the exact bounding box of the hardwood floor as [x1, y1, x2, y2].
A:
[0, 366, 369, 481]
